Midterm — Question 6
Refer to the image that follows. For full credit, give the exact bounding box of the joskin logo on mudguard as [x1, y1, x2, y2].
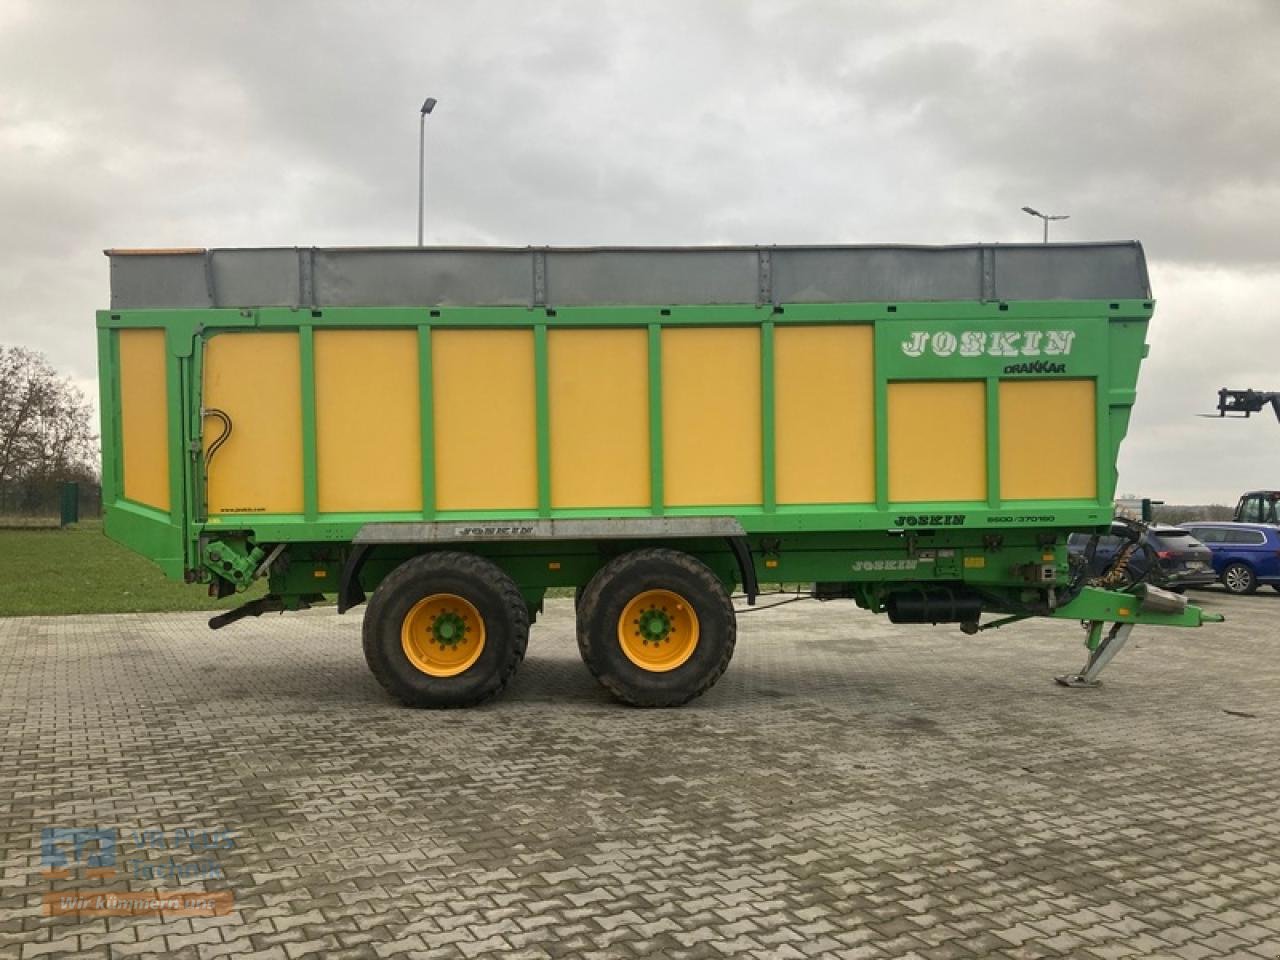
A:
[851, 559, 922, 571]
[893, 514, 965, 527]
[900, 330, 1076, 359]
[454, 525, 536, 537]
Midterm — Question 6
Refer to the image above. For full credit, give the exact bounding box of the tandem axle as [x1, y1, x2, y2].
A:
[198, 520, 1222, 705]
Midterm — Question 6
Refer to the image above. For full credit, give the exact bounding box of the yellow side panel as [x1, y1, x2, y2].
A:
[774, 325, 875, 504]
[548, 329, 650, 508]
[433, 329, 537, 511]
[315, 330, 422, 513]
[118, 329, 170, 511]
[662, 327, 761, 506]
[1000, 379, 1097, 500]
[204, 332, 302, 515]
[888, 381, 986, 502]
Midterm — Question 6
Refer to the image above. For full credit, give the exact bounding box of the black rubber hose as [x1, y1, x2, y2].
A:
[203, 408, 232, 465]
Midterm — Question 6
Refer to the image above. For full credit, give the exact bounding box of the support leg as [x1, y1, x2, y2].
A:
[1054, 622, 1135, 688]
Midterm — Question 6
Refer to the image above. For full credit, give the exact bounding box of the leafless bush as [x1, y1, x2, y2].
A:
[1152, 503, 1235, 525]
[0, 345, 98, 513]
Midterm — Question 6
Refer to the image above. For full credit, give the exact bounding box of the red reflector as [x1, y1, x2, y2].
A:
[1157, 551, 1173, 559]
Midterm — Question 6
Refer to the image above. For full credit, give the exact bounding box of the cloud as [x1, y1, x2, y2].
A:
[1118, 263, 1280, 503]
[1, 0, 1277, 501]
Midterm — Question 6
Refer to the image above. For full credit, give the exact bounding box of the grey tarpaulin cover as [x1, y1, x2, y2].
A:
[107, 242, 1151, 311]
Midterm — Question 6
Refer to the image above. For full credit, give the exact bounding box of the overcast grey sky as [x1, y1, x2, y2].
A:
[1, 0, 1277, 503]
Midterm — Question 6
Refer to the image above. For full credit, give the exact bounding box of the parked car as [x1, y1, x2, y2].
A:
[1067, 521, 1217, 591]
[1178, 522, 1280, 595]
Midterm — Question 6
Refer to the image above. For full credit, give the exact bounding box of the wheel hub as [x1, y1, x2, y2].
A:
[636, 606, 673, 644]
[431, 610, 468, 648]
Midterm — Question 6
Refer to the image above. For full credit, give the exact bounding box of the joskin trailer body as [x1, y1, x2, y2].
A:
[97, 242, 1219, 707]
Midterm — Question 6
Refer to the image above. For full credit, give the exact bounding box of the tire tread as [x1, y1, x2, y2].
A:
[576, 548, 735, 707]
[363, 551, 528, 708]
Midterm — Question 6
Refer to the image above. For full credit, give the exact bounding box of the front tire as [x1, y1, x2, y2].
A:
[1222, 562, 1258, 595]
[576, 548, 735, 707]
[363, 552, 528, 707]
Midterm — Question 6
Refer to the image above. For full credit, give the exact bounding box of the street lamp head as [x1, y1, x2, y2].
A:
[417, 98, 437, 246]
[1021, 206, 1042, 218]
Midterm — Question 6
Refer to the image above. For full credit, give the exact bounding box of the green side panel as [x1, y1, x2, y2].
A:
[534, 323, 551, 517]
[647, 323, 665, 515]
[760, 320, 777, 512]
[96, 326, 120, 506]
[1104, 316, 1150, 503]
[417, 326, 436, 519]
[103, 501, 186, 579]
[97, 299, 1155, 580]
[300, 325, 319, 522]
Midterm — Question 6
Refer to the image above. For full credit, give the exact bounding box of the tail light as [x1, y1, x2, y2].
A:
[1157, 550, 1174, 559]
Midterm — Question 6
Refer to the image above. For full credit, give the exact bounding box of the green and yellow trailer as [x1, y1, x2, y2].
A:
[97, 242, 1219, 707]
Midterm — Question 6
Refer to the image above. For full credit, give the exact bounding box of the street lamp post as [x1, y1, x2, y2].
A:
[1021, 206, 1069, 243]
[417, 97, 438, 246]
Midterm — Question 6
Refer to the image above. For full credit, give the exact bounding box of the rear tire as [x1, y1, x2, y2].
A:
[363, 552, 528, 707]
[1222, 562, 1258, 595]
[577, 548, 735, 707]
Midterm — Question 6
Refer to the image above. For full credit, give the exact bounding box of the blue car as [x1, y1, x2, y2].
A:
[1178, 522, 1280, 595]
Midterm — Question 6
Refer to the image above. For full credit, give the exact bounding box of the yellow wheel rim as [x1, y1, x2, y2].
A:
[400, 593, 486, 677]
[618, 589, 699, 672]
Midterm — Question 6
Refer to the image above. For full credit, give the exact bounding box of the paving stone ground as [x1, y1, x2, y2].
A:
[1, 588, 1278, 960]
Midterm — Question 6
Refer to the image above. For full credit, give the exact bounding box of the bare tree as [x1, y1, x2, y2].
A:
[1152, 503, 1235, 525]
[0, 346, 98, 494]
